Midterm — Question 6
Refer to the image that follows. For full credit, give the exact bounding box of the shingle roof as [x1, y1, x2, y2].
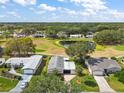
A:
[88, 58, 121, 71]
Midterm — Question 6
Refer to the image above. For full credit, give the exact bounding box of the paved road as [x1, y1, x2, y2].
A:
[9, 75, 32, 93]
[94, 76, 115, 93]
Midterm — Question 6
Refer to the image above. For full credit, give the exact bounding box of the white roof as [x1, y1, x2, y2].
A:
[64, 57, 69, 61]
[6, 57, 30, 65]
[64, 62, 75, 70]
[22, 55, 43, 70]
[6, 55, 43, 70]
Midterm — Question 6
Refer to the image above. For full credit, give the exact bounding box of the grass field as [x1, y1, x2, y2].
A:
[113, 45, 124, 51]
[106, 74, 124, 92]
[0, 77, 18, 92]
[32, 38, 67, 56]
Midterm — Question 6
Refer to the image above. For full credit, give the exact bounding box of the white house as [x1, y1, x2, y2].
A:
[22, 55, 43, 74]
[6, 55, 43, 75]
[69, 34, 84, 38]
[32, 31, 46, 38]
[48, 56, 76, 74]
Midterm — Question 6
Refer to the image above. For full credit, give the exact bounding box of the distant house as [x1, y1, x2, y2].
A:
[32, 31, 46, 38]
[6, 55, 43, 75]
[48, 56, 76, 74]
[86, 58, 121, 76]
[69, 34, 84, 38]
[86, 32, 94, 38]
[0, 58, 5, 65]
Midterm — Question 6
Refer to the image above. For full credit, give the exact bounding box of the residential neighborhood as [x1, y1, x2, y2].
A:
[0, 0, 124, 92]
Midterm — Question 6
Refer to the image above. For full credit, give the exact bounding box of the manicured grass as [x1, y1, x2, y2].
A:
[113, 45, 124, 51]
[106, 75, 124, 92]
[70, 75, 99, 92]
[70, 63, 99, 92]
[35, 49, 46, 53]
[0, 77, 18, 92]
[32, 38, 67, 56]
[96, 44, 106, 51]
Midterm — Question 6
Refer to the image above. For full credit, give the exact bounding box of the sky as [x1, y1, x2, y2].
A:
[0, 0, 124, 22]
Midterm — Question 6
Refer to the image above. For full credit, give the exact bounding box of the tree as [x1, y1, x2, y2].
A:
[93, 30, 124, 45]
[66, 41, 96, 64]
[23, 74, 68, 93]
[4, 37, 35, 57]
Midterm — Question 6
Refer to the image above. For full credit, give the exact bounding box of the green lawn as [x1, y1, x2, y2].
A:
[0, 77, 18, 92]
[96, 44, 106, 51]
[106, 75, 124, 92]
[113, 45, 124, 51]
[70, 63, 99, 92]
[70, 75, 99, 92]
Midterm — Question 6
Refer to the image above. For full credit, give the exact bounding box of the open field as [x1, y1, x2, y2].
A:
[0, 38, 124, 57]
[32, 38, 67, 56]
[0, 77, 18, 92]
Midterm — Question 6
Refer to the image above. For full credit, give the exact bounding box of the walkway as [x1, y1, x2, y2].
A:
[94, 76, 115, 93]
[9, 75, 32, 93]
[64, 75, 76, 82]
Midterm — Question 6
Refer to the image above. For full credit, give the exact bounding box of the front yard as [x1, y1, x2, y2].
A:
[106, 74, 124, 92]
[70, 63, 99, 92]
[0, 77, 18, 92]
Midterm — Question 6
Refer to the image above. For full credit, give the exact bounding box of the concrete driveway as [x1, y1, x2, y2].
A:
[9, 75, 32, 93]
[94, 76, 115, 93]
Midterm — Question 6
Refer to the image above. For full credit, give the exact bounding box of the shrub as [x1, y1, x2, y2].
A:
[84, 80, 97, 87]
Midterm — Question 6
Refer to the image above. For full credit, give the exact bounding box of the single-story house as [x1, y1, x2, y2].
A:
[32, 31, 46, 38]
[85, 32, 94, 38]
[87, 58, 121, 76]
[69, 34, 84, 38]
[6, 55, 43, 75]
[48, 56, 76, 74]
[0, 58, 5, 65]
[22, 55, 43, 74]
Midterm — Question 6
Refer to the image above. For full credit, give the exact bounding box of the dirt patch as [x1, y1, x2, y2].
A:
[92, 47, 124, 57]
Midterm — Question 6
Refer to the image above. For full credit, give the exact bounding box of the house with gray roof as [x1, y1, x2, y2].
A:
[87, 58, 121, 76]
[48, 56, 76, 74]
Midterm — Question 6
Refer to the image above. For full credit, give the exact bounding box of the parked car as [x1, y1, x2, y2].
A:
[20, 80, 28, 89]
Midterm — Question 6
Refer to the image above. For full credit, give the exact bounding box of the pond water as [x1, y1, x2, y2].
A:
[59, 41, 83, 48]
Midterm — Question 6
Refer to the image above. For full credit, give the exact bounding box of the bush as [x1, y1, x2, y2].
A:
[114, 69, 124, 84]
[111, 57, 117, 60]
[84, 80, 97, 87]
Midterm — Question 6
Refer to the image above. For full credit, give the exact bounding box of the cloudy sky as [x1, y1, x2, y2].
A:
[0, 0, 124, 22]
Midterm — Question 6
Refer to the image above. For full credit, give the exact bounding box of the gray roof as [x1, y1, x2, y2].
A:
[88, 58, 121, 71]
[48, 56, 64, 72]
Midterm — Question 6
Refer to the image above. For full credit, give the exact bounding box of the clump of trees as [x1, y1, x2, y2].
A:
[5, 38, 35, 57]
[66, 41, 96, 64]
[23, 74, 68, 93]
[115, 69, 124, 84]
[93, 30, 124, 45]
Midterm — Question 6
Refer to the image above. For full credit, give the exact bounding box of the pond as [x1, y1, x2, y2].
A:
[59, 40, 83, 48]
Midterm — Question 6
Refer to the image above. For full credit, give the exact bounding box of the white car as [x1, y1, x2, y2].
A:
[20, 81, 28, 89]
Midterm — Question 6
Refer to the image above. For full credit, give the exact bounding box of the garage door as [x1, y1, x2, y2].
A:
[24, 69, 34, 75]
[64, 70, 71, 74]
